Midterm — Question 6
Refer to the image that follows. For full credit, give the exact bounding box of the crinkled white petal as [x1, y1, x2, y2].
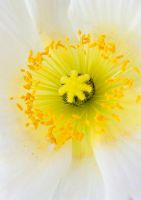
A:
[95, 136, 141, 200]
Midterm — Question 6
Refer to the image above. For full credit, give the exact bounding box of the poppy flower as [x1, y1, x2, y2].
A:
[1, 1, 141, 200]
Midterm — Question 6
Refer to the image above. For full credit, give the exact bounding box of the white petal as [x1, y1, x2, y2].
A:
[0, 115, 72, 200]
[27, 0, 74, 39]
[95, 136, 141, 200]
[52, 158, 104, 200]
[69, 0, 141, 34]
[0, 0, 42, 99]
[0, 0, 40, 49]
[12, 158, 104, 200]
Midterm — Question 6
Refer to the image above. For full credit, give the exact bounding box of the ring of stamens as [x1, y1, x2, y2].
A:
[13, 32, 141, 153]
[58, 70, 95, 106]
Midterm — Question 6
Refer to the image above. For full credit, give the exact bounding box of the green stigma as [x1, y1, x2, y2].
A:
[58, 70, 95, 106]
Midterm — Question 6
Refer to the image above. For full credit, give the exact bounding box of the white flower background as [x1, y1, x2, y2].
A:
[1, 0, 141, 200]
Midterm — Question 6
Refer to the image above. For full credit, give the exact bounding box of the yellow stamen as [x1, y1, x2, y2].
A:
[112, 113, 121, 122]
[97, 34, 106, 49]
[16, 103, 23, 111]
[123, 78, 133, 88]
[95, 113, 106, 122]
[121, 60, 130, 71]
[133, 66, 140, 74]
[81, 34, 91, 44]
[112, 54, 123, 64]
[136, 95, 141, 104]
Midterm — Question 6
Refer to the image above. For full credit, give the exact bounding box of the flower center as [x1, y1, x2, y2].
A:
[58, 70, 95, 106]
[13, 31, 141, 157]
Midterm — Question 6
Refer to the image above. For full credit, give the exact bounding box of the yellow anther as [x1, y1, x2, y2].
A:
[81, 34, 91, 44]
[59, 70, 94, 104]
[112, 88, 124, 98]
[36, 53, 42, 64]
[112, 54, 123, 64]
[55, 40, 65, 49]
[24, 83, 32, 90]
[78, 29, 82, 36]
[25, 71, 32, 80]
[28, 50, 33, 63]
[106, 77, 120, 83]
[44, 47, 49, 55]
[16, 103, 23, 111]
[97, 34, 106, 49]
[133, 66, 140, 74]
[108, 42, 116, 53]
[136, 95, 141, 104]
[121, 60, 130, 71]
[123, 78, 133, 88]
[112, 113, 121, 122]
[95, 113, 106, 122]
